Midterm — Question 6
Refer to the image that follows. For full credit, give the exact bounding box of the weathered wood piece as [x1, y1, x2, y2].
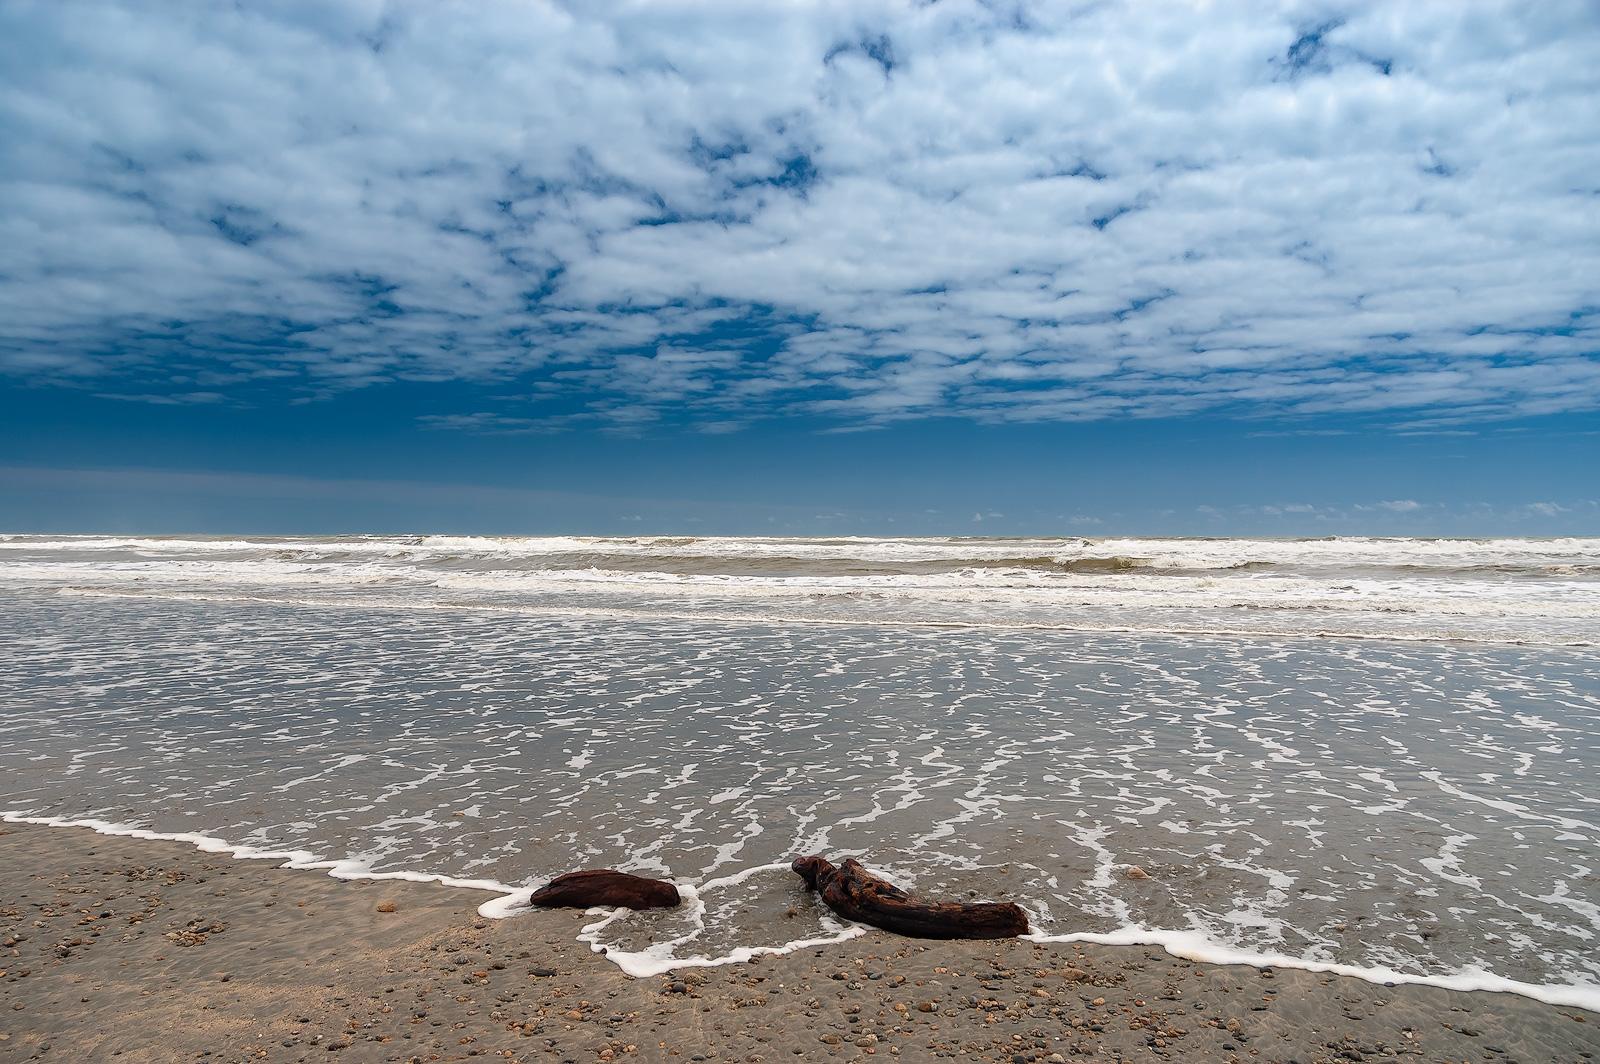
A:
[528, 869, 681, 909]
[791, 855, 1029, 939]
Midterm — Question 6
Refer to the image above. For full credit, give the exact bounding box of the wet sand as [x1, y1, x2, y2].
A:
[1, 823, 1594, 1064]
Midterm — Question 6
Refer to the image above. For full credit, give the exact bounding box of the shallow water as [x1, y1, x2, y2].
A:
[1, 535, 1597, 1003]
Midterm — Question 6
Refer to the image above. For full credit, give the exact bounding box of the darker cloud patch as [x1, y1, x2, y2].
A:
[684, 136, 820, 200]
[1037, 158, 1107, 182]
[90, 143, 146, 175]
[359, 12, 402, 55]
[986, 1, 1036, 34]
[566, 147, 654, 200]
[1091, 203, 1138, 230]
[1113, 289, 1177, 321]
[716, 151, 820, 199]
[860, 34, 897, 74]
[767, 153, 818, 196]
[688, 135, 751, 170]
[501, 164, 555, 201]
[209, 205, 281, 247]
[522, 265, 566, 307]
[825, 33, 897, 76]
[437, 217, 497, 244]
[320, 272, 403, 318]
[1283, 19, 1343, 76]
[1420, 148, 1455, 177]
[1275, 18, 1392, 80]
[1285, 240, 1333, 274]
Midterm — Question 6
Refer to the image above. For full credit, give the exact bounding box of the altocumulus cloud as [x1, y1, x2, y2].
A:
[1, 0, 1598, 431]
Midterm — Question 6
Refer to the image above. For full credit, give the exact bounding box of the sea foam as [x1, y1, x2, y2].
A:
[5, 812, 1597, 1010]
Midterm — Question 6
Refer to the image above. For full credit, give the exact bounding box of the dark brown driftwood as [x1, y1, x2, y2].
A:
[792, 855, 1029, 939]
[529, 869, 680, 909]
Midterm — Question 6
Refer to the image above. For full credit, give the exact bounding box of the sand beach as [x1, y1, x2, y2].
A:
[3, 821, 1595, 1063]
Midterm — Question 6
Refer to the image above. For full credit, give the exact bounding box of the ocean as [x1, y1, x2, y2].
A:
[1, 534, 1596, 1007]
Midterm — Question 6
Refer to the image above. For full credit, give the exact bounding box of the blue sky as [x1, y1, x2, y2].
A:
[1, 0, 1596, 535]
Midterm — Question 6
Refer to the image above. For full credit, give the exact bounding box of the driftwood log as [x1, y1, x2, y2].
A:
[528, 869, 681, 909]
[792, 855, 1029, 939]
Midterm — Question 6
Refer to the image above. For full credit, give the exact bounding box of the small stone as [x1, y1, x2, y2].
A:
[375, 901, 398, 913]
[917, 1001, 936, 1013]
[1124, 866, 1149, 880]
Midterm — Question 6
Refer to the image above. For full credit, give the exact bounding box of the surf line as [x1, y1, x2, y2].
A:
[48, 586, 1596, 650]
[3, 811, 1597, 1011]
[0, 812, 858, 978]
[1020, 926, 1600, 1013]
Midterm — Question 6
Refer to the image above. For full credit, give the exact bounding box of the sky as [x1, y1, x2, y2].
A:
[1, 0, 1597, 535]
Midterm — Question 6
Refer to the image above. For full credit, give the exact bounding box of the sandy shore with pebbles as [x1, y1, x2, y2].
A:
[1, 822, 1595, 1064]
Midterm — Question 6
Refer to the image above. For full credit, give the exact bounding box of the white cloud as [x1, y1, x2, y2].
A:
[1, 0, 1597, 429]
[417, 412, 551, 436]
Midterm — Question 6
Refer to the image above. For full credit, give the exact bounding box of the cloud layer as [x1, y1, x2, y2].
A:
[2, 0, 1598, 430]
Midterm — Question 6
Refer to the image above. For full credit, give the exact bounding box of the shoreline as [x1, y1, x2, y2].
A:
[2, 821, 1595, 1063]
[8, 810, 1598, 1012]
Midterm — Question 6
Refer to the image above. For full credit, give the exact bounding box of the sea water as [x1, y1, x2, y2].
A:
[1, 534, 1596, 1006]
